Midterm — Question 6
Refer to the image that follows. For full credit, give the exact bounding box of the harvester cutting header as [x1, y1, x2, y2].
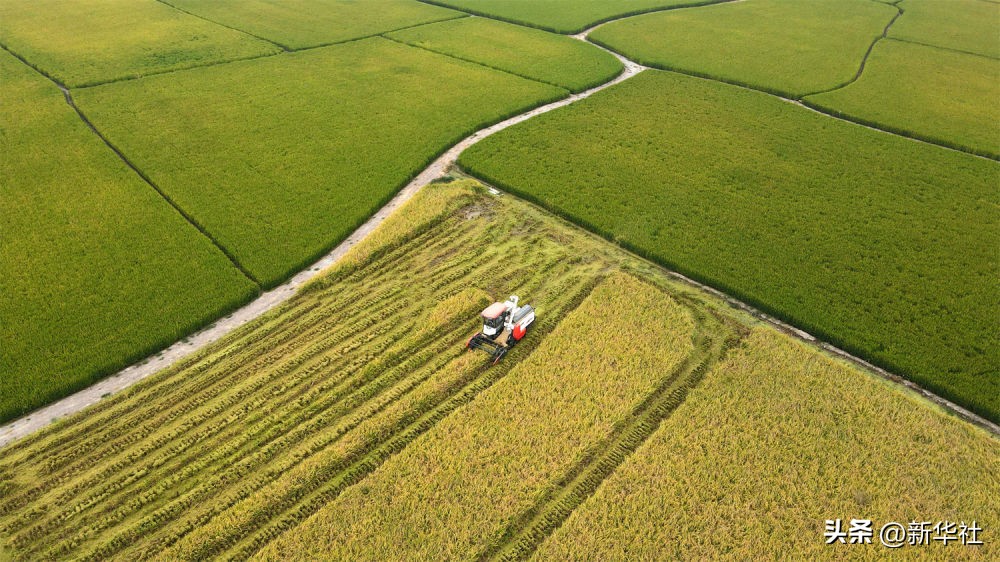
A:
[467, 295, 535, 364]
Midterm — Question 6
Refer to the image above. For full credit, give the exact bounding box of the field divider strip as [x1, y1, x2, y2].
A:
[381, 35, 572, 92]
[886, 36, 1000, 61]
[153, 0, 292, 51]
[799, 0, 904, 98]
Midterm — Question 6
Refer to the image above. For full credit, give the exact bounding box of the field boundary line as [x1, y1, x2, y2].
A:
[153, 0, 292, 51]
[1, 44, 260, 285]
[801, 0, 904, 98]
[63, 98, 262, 286]
[381, 34, 573, 93]
[414, 0, 743, 34]
[0, 46, 645, 449]
[886, 36, 1000, 61]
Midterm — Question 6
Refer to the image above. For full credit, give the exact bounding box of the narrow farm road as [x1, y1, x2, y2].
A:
[4, 3, 997, 448]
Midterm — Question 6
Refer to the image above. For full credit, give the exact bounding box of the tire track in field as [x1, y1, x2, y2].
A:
[477, 304, 746, 561]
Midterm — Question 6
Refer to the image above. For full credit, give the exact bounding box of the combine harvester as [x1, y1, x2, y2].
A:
[467, 295, 535, 364]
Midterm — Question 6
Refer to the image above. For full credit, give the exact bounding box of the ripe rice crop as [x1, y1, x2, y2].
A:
[459, 70, 1000, 422]
[387, 16, 623, 92]
[589, 0, 897, 97]
[0, 0, 279, 87]
[423, 0, 717, 34]
[890, 0, 1000, 58]
[532, 327, 999, 561]
[0, 51, 257, 424]
[805, 39, 1000, 158]
[72, 37, 567, 287]
[254, 272, 704, 561]
[165, 0, 464, 50]
[1, 180, 991, 560]
[0, 180, 696, 559]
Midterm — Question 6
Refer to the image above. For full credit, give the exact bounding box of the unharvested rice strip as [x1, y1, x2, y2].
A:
[486, 308, 740, 561]
[37, 314, 480, 560]
[203, 277, 603, 562]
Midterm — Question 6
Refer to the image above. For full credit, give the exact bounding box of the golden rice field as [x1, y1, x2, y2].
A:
[1, 180, 994, 561]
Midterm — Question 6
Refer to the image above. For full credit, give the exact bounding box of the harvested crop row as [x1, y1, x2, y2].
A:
[254, 272, 699, 561]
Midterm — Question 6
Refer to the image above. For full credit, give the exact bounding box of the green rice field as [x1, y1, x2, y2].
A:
[0, 0, 278, 87]
[460, 70, 1000, 422]
[589, 0, 898, 97]
[0, 50, 257, 423]
[806, 39, 1000, 158]
[73, 37, 566, 287]
[387, 16, 623, 92]
[165, 0, 464, 50]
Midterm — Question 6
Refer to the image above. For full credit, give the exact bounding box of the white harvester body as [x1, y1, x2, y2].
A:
[466, 295, 535, 363]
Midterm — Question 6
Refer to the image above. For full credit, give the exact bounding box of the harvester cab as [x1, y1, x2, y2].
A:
[466, 295, 535, 364]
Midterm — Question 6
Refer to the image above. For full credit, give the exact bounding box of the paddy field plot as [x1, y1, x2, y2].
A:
[425, 0, 716, 33]
[589, 0, 897, 97]
[387, 16, 623, 92]
[2, 181, 991, 561]
[165, 0, 464, 50]
[0, 51, 257, 423]
[533, 327, 1000, 561]
[460, 70, 1000, 422]
[73, 37, 566, 287]
[0, 0, 279, 87]
[806, 39, 1000, 158]
[890, 0, 1000, 58]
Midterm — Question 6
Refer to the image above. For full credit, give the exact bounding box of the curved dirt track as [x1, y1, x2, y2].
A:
[4, 4, 997, 447]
